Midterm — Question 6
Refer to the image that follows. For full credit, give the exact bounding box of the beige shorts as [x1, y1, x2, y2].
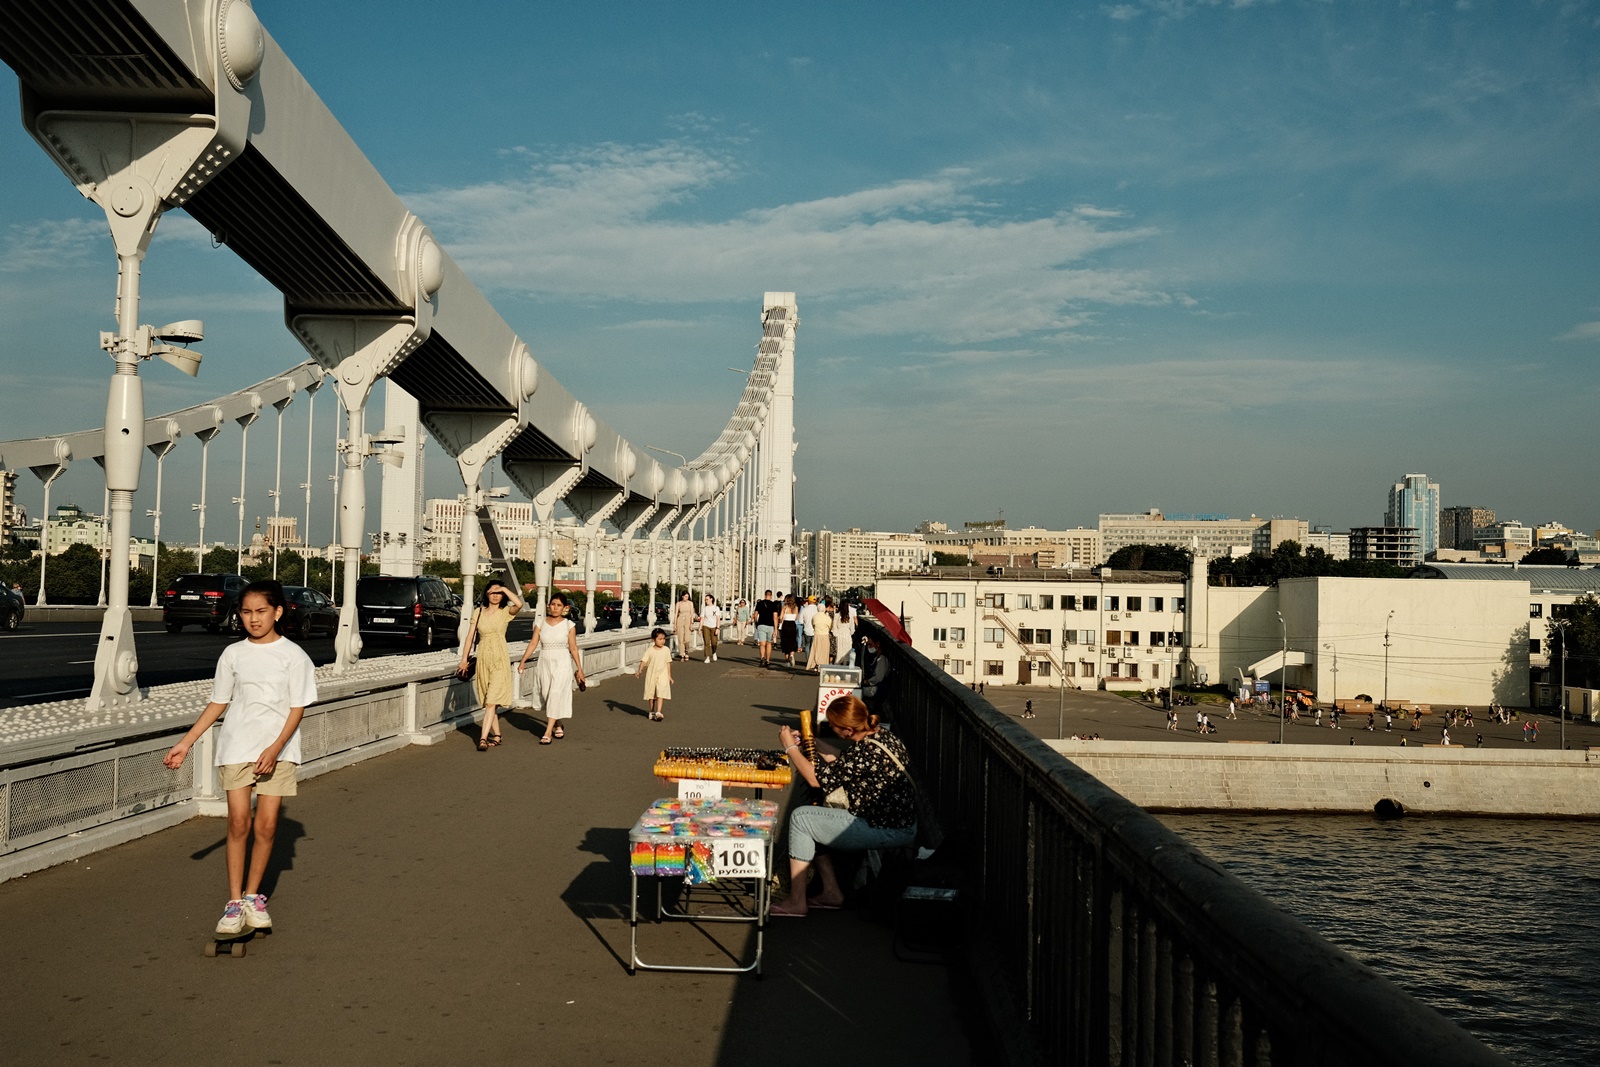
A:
[217, 761, 299, 796]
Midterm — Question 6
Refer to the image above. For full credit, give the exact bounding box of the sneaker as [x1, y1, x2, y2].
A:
[711, 653, 717, 662]
[215, 899, 245, 936]
[242, 893, 272, 929]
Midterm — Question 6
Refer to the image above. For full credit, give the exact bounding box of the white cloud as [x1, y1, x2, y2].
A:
[1557, 321, 1600, 341]
[0, 218, 105, 273]
[406, 142, 1166, 345]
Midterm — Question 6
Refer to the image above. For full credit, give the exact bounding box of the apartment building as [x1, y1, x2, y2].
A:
[1098, 510, 1267, 563]
[1441, 506, 1494, 550]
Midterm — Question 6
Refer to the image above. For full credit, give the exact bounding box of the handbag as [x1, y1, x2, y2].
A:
[824, 786, 851, 809]
[863, 738, 944, 851]
[461, 608, 480, 680]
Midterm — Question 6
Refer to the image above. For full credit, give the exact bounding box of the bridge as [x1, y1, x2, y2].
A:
[0, 4, 1512, 1064]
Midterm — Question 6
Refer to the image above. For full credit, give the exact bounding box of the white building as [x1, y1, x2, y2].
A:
[41, 503, 107, 554]
[424, 498, 537, 563]
[1302, 529, 1350, 560]
[814, 528, 885, 590]
[922, 524, 1102, 568]
[1098, 510, 1274, 564]
[876, 534, 931, 576]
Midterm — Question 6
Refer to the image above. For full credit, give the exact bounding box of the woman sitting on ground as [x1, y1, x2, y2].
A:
[770, 694, 916, 917]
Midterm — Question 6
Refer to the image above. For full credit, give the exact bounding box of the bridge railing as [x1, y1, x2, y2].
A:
[875, 628, 1508, 1066]
[0, 625, 660, 880]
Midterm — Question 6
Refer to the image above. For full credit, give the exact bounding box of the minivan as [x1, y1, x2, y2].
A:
[355, 575, 460, 649]
[163, 573, 248, 633]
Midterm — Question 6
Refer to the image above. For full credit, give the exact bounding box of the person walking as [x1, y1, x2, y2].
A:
[1023, 699, 1034, 720]
[832, 600, 857, 666]
[754, 590, 778, 667]
[634, 628, 674, 721]
[517, 593, 586, 745]
[672, 591, 697, 662]
[162, 580, 316, 939]
[735, 598, 751, 644]
[457, 578, 524, 751]
[778, 594, 801, 667]
[798, 596, 819, 660]
[699, 594, 721, 663]
[805, 597, 834, 672]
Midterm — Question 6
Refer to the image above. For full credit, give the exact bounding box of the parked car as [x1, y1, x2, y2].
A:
[355, 574, 460, 650]
[281, 585, 338, 639]
[163, 573, 248, 633]
[1, 585, 24, 632]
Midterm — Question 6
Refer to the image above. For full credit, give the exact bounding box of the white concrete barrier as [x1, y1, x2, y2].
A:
[1048, 739, 1600, 817]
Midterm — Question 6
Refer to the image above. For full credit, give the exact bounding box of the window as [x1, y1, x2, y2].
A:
[1126, 662, 1140, 678]
[1107, 596, 1120, 611]
[1040, 595, 1054, 609]
[1105, 630, 1122, 646]
[1083, 629, 1096, 645]
[1529, 638, 1541, 654]
[1175, 597, 1185, 612]
[1553, 604, 1574, 620]
[1127, 596, 1142, 612]
[1035, 628, 1051, 645]
[1019, 594, 1033, 610]
[1151, 597, 1164, 612]
[1530, 603, 1543, 618]
[1036, 661, 1052, 678]
[1150, 631, 1166, 646]
[1110, 662, 1121, 678]
[933, 592, 948, 607]
[932, 627, 948, 642]
[1062, 662, 1077, 677]
[1169, 631, 1183, 646]
[949, 627, 966, 641]
[1083, 596, 1098, 610]
[1063, 595, 1078, 610]
[950, 659, 967, 675]
[1151, 663, 1161, 678]
[1126, 631, 1140, 646]
[985, 660, 1005, 676]
[985, 593, 1006, 609]
[983, 627, 1005, 643]
[1017, 628, 1036, 643]
[952, 593, 967, 607]
[1080, 661, 1096, 677]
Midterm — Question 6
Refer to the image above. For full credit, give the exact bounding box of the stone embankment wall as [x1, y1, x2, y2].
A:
[1048, 739, 1600, 816]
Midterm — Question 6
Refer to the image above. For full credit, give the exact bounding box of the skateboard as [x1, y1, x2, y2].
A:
[204, 927, 269, 957]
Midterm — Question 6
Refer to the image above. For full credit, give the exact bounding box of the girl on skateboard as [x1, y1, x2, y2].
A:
[634, 627, 674, 721]
[164, 580, 318, 938]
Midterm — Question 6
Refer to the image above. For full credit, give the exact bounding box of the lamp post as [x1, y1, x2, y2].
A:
[1276, 610, 1287, 744]
[1383, 610, 1395, 712]
[1322, 641, 1338, 714]
[1559, 626, 1568, 749]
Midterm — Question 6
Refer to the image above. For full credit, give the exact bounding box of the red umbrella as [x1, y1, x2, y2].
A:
[862, 598, 913, 645]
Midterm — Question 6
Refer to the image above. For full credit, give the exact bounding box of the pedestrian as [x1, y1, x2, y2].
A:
[754, 589, 777, 667]
[1023, 699, 1034, 719]
[859, 633, 896, 725]
[1196, 709, 1205, 733]
[162, 580, 316, 939]
[805, 596, 834, 672]
[778, 594, 800, 667]
[1441, 726, 1451, 746]
[1202, 713, 1214, 734]
[1384, 711, 1393, 732]
[1475, 732, 1484, 748]
[735, 598, 752, 644]
[1530, 720, 1539, 742]
[832, 601, 857, 666]
[1227, 699, 1237, 720]
[672, 591, 697, 662]
[699, 594, 721, 663]
[979, 681, 985, 695]
[1314, 707, 1323, 728]
[458, 578, 524, 751]
[1331, 707, 1341, 730]
[634, 628, 674, 721]
[516, 592, 586, 745]
[798, 596, 819, 659]
[1367, 712, 1375, 732]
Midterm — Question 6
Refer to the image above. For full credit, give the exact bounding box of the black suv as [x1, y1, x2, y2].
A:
[163, 573, 248, 633]
[2, 585, 24, 632]
[355, 575, 460, 650]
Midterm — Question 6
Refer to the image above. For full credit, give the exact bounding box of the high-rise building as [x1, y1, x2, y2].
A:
[0, 469, 16, 545]
[1385, 474, 1440, 557]
[1440, 506, 1494, 550]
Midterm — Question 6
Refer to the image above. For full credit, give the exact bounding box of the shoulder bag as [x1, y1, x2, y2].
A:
[863, 737, 943, 851]
[462, 608, 480, 680]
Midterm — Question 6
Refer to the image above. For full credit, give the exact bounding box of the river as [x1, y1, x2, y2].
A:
[1159, 813, 1600, 1066]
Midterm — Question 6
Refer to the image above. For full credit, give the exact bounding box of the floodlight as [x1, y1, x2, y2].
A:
[155, 320, 204, 343]
[156, 347, 203, 376]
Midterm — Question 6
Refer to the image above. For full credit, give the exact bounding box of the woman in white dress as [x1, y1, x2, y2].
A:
[832, 600, 857, 666]
[516, 593, 586, 744]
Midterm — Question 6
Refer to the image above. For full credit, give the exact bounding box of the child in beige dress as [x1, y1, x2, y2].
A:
[635, 628, 675, 721]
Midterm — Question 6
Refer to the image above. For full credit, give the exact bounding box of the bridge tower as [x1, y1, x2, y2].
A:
[755, 293, 797, 594]
[378, 381, 425, 576]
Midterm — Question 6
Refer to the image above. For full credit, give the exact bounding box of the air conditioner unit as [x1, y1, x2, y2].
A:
[938, 641, 947, 648]
[1110, 613, 1120, 620]
[956, 642, 965, 648]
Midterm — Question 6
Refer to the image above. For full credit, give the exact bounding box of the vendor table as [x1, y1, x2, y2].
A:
[627, 797, 778, 976]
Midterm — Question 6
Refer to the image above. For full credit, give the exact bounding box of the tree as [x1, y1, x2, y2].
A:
[932, 551, 969, 567]
[1520, 547, 1571, 566]
[1549, 595, 1600, 691]
[1106, 544, 1193, 572]
[1209, 541, 1407, 586]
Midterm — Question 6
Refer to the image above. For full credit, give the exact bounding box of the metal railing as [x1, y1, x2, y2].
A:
[875, 628, 1509, 1066]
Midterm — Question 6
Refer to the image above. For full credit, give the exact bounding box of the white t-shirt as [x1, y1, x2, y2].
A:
[209, 637, 318, 766]
[700, 603, 721, 628]
[799, 603, 818, 634]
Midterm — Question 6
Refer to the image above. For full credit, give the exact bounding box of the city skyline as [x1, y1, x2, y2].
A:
[2, 2, 1598, 540]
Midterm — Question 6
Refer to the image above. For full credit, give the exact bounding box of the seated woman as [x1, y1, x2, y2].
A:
[771, 694, 916, 917]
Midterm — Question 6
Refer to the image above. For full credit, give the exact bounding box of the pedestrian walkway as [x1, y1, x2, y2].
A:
[0, 640, 973, 1065]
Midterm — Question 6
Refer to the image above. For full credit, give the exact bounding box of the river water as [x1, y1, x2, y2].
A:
[1159, 814, 1600, 1066]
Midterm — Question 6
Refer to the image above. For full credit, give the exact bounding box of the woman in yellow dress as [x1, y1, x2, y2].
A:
[457, 578, 523, 751]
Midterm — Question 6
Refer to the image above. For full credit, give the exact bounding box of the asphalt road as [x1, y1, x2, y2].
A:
[0, 617, 533, 707]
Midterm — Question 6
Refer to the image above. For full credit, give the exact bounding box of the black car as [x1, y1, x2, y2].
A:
[1, 585, 24, 632]
[163, 573, 248, 633]
[282, 585, 338, 639]
[355, 575, 460, 650]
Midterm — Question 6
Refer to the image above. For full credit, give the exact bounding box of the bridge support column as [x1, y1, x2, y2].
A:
[289, 317, 429, 672]
[426, 414, 520, 642]
[646, 506, 677, 631]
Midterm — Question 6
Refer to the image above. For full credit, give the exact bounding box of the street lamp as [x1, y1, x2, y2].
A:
[1559, 624, 1568, 749]
[1275, 610, 1287, 744]
[1383, 610, 1395, 712]
[1323, 641, 1338, 713]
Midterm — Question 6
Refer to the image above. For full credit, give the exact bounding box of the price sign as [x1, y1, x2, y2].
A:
[711, 840, 767, 879]
[677, 779, 723, 802]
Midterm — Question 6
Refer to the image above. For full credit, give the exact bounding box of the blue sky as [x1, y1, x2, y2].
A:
[2, 0, 1598, 547]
